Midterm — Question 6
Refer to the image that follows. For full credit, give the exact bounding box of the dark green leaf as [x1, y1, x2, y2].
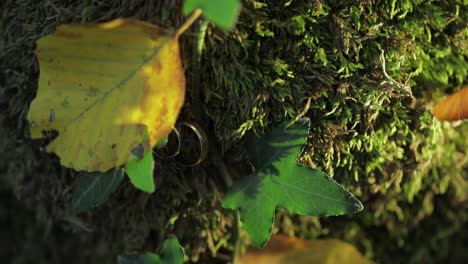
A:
[124, 151, 155, 193]
[118, 236, 184, 264]
[222, 118, 363, 247]
[183, 0, 241, 30]
[72, 168, 124, 215]
[118, 253, 159, 264]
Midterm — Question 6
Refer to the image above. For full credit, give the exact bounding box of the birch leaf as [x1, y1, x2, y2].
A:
[27, 18, 185, 172]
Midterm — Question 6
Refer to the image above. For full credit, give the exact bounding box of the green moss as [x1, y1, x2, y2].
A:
[198, 0, 467, 263]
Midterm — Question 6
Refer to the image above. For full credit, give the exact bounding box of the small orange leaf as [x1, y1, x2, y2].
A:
[238, 235, 373, 264]
[432, 86, 468, 121]
[27, 18, 188, 172]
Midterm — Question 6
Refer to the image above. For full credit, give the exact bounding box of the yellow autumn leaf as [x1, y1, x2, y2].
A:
[237, 235, 373, 264]
[27, 17, 194, 172]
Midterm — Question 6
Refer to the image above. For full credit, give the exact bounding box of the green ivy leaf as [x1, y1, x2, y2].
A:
[118, 236, 184, 264]
[222, 118, 363, 247]
[183, 0, 241, 30]
[72, 168, 124, 215]
[124, 151, 155, 193]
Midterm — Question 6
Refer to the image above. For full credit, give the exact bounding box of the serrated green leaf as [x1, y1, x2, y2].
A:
[222, 118, 363, 247]
[72, 168, 124, 215]
[124, 151, 155, 193]
[118, 236, 184, 264]
[183, 0, 241, 30]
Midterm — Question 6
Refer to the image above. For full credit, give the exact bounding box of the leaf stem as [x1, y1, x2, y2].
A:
[176, 9, 203, 38]
[232, 210, 242, 264]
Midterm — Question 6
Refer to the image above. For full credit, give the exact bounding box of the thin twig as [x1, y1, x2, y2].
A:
[187, 16, 234, 188]
[379, 49, 414, 98]
[176, 9, 203, 38]
[62, 215, 94, 232]
[287, 97, 312, 128]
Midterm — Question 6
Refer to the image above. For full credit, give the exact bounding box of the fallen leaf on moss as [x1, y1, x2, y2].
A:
[27, 18, 186, 172]
[432, 86, 468, 121]
[237, 235, 372, 264]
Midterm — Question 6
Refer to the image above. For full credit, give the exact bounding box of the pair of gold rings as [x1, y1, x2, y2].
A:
[153, 121, 208, 167]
